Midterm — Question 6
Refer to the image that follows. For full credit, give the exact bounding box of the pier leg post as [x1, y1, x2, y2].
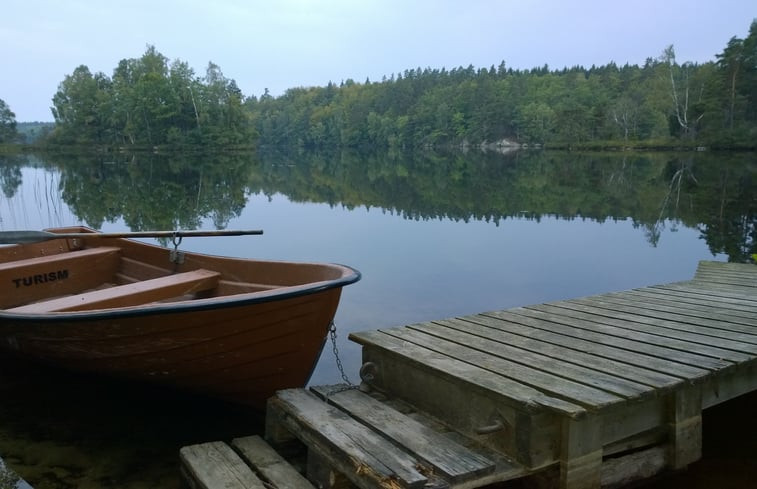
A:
[306, 450, 355, 489]
[666, 384, 702, 470]
[559, 416, 602, 489]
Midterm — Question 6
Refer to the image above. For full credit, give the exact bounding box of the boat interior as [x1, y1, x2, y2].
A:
[0, 231, 348, 314]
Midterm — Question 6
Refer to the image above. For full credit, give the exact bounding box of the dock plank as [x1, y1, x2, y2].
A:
[690, 277, 757, 293]
[693, 273, 757, 288]
[433, 317, 682, 390]
[410, 321, 651, 399]
[654, 283, 757, 308]
[180, 441, 265, 489]
[591, 293, 757, 332]
[693, 262, 757, 288]
[485, 308, 727, 372]
[642, 286, 757, 315]
[269, 389, 429, 488]
[696, 260, 757, 275]
[381, 326, 624, 409]
[350, 329, 587, 417]
[310, 385, 498, 483]
[566, 297, 757, 350]
[231, 435, 314, 489]
[621, 289, 757, 324]
[524, 303, 751, 363]
[469, 312, 708, 380]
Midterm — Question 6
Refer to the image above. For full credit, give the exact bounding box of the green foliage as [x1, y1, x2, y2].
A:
[246, 20, 757, 149]
[36, 20, 757, 150]
[15, 122, 54, 143]
[0, 99, 18, 143]
[47, 45, 254, 148]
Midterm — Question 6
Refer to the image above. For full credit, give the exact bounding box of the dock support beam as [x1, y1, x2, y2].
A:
[666, 384, 702, 470]
[560, 416, 602, 489]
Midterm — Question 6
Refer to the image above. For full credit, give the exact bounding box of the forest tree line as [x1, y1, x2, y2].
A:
[248, 20, 757, 150]
[1, 20, 755, 150]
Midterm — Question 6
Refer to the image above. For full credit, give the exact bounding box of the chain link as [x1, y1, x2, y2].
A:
[329, 321, 352, 386]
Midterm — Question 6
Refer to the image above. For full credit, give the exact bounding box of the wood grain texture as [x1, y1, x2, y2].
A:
[180, 441, 265, 489]
[231, 435, 315, 489]
[310, 385, 496, 482]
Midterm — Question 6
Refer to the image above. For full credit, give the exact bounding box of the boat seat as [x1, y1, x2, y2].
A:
[8, 268, 221, 313]
[0, 247, 122, 309]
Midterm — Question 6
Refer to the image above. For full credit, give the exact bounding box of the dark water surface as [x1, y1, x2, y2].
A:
[0, 150, 755, 488]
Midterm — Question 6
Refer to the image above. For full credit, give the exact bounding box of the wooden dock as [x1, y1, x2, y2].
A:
[182, 260, 757, 489]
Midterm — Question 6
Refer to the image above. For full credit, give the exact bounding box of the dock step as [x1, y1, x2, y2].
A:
[180, 435, 314, 489]
[265, 385, 527, 489]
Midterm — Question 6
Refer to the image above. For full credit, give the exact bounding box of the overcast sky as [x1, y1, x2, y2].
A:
[2, 0, 755, 121]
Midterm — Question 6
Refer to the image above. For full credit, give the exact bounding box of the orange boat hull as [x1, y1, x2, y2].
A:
[0, 227, 360, 408]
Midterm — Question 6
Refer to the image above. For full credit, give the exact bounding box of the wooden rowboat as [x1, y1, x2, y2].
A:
[0, 226, 360, 408]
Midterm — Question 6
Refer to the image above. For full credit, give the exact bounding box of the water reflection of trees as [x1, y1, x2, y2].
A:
[43, 152, 251, 231]
[0, 155, 24, 198]
[4, 150, 756, 262]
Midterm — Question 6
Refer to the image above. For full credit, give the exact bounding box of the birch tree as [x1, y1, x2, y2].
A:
[660, 45, 705, 137]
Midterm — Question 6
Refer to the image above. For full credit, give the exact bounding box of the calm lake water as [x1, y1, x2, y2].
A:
[0, 149, 755, 488]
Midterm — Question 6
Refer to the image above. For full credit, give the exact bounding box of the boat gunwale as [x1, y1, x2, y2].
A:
[0, 265, 360, 322]
[1, 226, 360, 322]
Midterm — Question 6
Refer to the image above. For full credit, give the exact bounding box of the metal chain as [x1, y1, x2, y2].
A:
[329, 321, 353, 386]
[169, 233, 185, 266]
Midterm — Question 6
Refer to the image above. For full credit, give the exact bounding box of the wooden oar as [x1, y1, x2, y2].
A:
[0, 229, 263, 244]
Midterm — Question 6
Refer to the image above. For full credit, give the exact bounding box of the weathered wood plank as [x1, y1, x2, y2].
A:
[268, 388, 429, 489]
[694, 270, 757, 283]
[310, 385, 498, 483]
[595, 292, 757, 331]
[380, 326, 624, 409]
[486, 309, 728, 372]
[411, 321, 652, 399]
[621, 289, 757, 324]
[650, 283, 757, 306]
[694, 262, 757, 287]
[180, 441, 265, 489]
[701, 272, 754, 282]
[356, 341, 567, 468]
[231, 435, 315, 489]
[555, 299, 757, 356]
[526, 303, 751, 363]
[666, 384, 702, 470]
[600, 446, 667, 489]
[560, 416, 602, 489]
[692, 274, 757, 288]
[694, 274, 757, 286]
[471, 312, 707, 381]
[350, 329, 587, 417]
[566, 296, 757, 349]
[644, 285, 757, 315]
[695, 260, 757, 275]
[701, 359, 757, 408]
[305, 450, 356, 489]
[433, 318, 679, 391]
[654, 283, 757, 306]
